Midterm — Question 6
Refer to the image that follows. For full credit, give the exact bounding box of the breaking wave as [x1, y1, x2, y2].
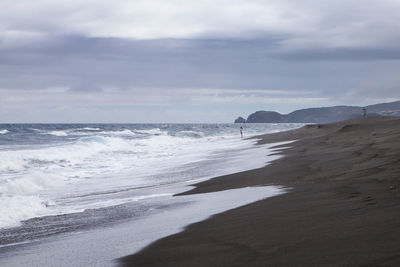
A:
[0, 123, 303, 229]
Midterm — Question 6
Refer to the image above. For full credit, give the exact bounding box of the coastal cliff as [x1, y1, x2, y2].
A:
[235, 100, 400, 123]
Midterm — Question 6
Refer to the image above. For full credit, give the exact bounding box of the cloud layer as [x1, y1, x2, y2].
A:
[2, 0, 400, 46]
[1, 0, 400, 122]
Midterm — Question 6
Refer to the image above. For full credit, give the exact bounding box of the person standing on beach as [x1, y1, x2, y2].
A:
[363, 108, 367, 119]
[240, 126, 243, 138]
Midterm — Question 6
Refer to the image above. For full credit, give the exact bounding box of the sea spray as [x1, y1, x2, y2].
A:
[0, 123, 303, 229]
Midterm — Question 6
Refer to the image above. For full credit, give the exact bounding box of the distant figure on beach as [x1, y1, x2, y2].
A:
[363, 108, 366, 119]
[240, 126, 243, 138]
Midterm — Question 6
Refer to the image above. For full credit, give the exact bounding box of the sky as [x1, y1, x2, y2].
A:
[1, 0, 400, 123]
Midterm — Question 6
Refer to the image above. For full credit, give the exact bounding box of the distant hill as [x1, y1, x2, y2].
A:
[235, 100, 400, 123]
[234, 116, 246, 123]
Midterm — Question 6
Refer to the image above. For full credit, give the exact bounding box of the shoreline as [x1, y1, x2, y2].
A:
[0, 136, 290, 266]
[120, 116, 400, 266]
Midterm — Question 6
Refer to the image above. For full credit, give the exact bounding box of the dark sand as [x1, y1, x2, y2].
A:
[120, 117, 400, 266]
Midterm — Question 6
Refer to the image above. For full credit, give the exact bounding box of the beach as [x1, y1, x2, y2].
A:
[0, 123, 302, 266]
[121, 116, 400, 266]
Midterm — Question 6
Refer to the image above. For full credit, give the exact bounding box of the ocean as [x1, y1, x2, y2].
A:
[0, 123, 302, 264]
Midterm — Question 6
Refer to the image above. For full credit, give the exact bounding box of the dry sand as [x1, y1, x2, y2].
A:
[120, 117, 400, 266]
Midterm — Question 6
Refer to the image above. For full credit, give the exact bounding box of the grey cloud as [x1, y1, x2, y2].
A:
[273, 48, 400, 61]
[1, 35, 399, 92]
[0, 36, 400, 90]
[1, 0, 400, 122]
[1, 35, 400, 123]
[1, 35, 286, 91]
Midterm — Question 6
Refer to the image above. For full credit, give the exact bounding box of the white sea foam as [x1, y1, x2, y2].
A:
[0, 124, 303, 229]
[135, 128, 165, 135]
[105, 129, 136, 136]
[60, 193, 173, 213]
[72, 129, 136, 136]
[50, 130, 68, 136]
[0, 186, 286, 266]
[0, 136, 276, 229]
[1, 172, 65, 195]
[69, 127, 102, 134]
[0, 135, 133, 172]
[0, 179, 172, 229]
[31, 128, 70, 136]
[81, 127, 101, 131]
[175, 130, 205, 138]
[0, 195, 49, 228]
[0, 172, 68, 228]
[0, 134, 264, 228]
[0, 129, 8, 134]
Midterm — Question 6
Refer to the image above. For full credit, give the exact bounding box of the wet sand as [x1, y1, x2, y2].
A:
[120, 117, 400, 266]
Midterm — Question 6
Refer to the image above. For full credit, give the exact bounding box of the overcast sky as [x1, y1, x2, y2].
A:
[1, 0, 400, 122]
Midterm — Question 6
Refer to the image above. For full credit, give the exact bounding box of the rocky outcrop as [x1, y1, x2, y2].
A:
[234, 117, 246, 123]
[246, 111, 283, 123]
[238, 100, 400, 123]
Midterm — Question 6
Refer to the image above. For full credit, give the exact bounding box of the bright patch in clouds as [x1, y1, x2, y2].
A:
[1, 0, 400, 48]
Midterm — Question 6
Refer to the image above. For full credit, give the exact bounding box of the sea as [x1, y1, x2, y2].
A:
[0, 123, 303, 265]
